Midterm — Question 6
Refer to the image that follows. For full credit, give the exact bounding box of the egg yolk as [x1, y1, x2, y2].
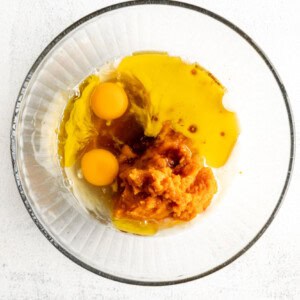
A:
[91, 82, 128, 120]
[81, 149, 119, 186]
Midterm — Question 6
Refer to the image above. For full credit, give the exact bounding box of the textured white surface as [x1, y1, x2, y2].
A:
[0, 0, 299, 299]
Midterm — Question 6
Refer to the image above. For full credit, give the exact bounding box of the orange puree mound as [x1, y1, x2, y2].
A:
[114, 123, 217, 222]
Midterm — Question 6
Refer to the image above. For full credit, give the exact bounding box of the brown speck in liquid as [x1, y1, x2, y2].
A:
[126, 158, 135, 165]
[188, 125, 197, 133]
[220, 131, 225, 137]
[151, 115, 158, 122]
[191, 69, 197, 75]
[207, 71, 222, 87]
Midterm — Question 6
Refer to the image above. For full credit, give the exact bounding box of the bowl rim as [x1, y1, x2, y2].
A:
[10, 0, 295, 286]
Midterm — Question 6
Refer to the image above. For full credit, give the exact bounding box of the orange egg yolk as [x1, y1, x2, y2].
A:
[81, 149, 119, 186]
[91, 82, 128, 120]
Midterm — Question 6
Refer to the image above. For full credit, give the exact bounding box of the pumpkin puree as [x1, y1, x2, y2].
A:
[114, 123, 217, 222]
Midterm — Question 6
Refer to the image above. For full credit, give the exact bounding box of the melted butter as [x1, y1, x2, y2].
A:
[58, 75, 100, 167]
[113, 218, 158, 236]
[112, 217, 184, 236]
[117, 53, 239, 168]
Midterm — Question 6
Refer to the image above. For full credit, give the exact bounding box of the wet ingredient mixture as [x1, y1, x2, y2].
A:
[58, 53, 239, 235]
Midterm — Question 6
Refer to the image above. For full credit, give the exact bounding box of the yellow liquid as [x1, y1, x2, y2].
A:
[117, 53, 239, 168]
[59, 75, 100, 167]
[112, 218, 159, 236]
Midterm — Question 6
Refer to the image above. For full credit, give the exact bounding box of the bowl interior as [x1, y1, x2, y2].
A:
[13, 3, 292, 284]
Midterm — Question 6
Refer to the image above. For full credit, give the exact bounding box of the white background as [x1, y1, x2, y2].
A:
[1, 0, 299, 299]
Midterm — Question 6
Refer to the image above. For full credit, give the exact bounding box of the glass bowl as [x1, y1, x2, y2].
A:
[10, 1, 294, 285]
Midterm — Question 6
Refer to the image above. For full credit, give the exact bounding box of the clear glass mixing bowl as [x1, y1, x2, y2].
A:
[10, 1, 294, 285]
